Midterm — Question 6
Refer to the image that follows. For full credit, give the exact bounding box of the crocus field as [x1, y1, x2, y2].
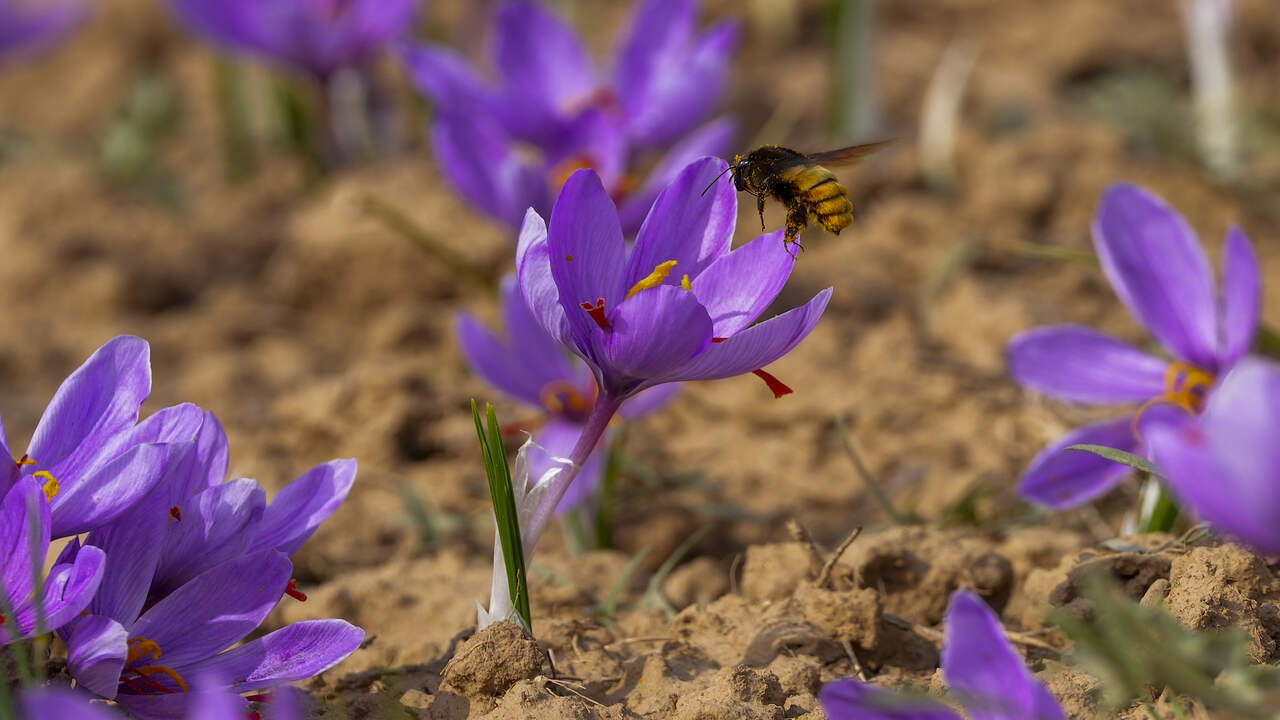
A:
[6, 1, 1280, 718]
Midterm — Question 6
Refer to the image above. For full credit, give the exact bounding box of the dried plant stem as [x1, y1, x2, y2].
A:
[817, 526, 863, 588]
[835, 416, 911, 525]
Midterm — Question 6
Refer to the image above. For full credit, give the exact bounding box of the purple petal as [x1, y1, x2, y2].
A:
[1018, 417, 1139, 509]
[661, 288, 832, 384]
[64, 614, 129, 699]
[626, 157, 737, 291]
[131, 550, 291, 669]
[619, 14, 738, 149]
[545, 107, 628, 192]
[602, 285, 714, 392]
[529, 419, 607, 514]
[190, 410, 231, 497]
[152, 479, 268, 599]
[248, 458, 356, 556]
[432, 111, 548, 228]
[184, 619, 365, 694]
[548, 169, 628, 353]
[28, 335, 150, 485]
[619, 382, 682, 420]
[401, 43, 495, 115]
[0, 413, 15, 493]
[51, 441, 193, 538]
[11, 545, 106, 641]
[1093, 183, 1218, 370]
[501, 274, 579, 390]
[0, 1, 89, 62]
[493, 0, 595, 145]
[943, 591, 1065, 720]
[458, 312, 548, 407]
[617, 117, 736, 233]
[267, 685, 307, 720]
[1219, 226, 1260, 368]
[19, 688, 122, 720]
[0, 478, 47, 611]
[820, 679, 961, 720]
[80, 499, 166, 623]
[1007, 325, 1169, 404]
[615, 0, 695, 130]
[516, 209, 575, 348]
[117, 686, 248, 720]
[691, 229, 795, 337]
[1148, 359, 1280, 554]
[188, 672, 248, 720]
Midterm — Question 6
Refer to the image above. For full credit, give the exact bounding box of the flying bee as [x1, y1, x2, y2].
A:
[706, 141, 890, 252]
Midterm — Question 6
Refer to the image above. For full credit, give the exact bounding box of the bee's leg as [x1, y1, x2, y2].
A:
[756, 194, 767, 232]
[783, 203, 808, 255]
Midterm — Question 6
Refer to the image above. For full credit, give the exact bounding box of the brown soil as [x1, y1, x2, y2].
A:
[5, 0, 1280, 718]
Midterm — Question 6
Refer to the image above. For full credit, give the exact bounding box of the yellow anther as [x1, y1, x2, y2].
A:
[681, 274, 692, 291]
[128, 665, 189, 693]
[33, 471, 59, 501]
[625, 260, 679, 299]
[1163, 362, 1214, 413]
[14, 456, 35, 467]
[126, 637, 163, 664]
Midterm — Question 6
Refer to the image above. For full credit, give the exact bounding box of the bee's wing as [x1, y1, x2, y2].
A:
[804, 140, 893, 167]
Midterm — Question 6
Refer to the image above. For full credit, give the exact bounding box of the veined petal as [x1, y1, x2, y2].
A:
[661, 288, 831, 384]
[458, 311, 548, 407]
[0, 478, 47, 610]
[1007, 325, 1168, 404]
[183, 619, 365, 694]
[691, 229, 795, 337]
[601, 285, 714, 394]
[623, 20, 738, 148]
[820, 679, 961, 720]
[1219, 226, 1260, 368]
[248, 458, 356, 557]
[130, 550, 291, 669]
[51, 441, 193, 539]
[548, 169, 628, 355]
[516, 209, 575, 348]
[627, 157, 736, 290]
[1093, 183, 1218, 370]
[432, 111, 548, 228]
[28, 335, 150, 484]
[76, 402, 205, 489]
[10, 545, 106, 641]
[80, 498, 167, 623]
[63, 614, 129, 699]
[19, 688, 122, 720]
[616, 117, 736, 233]
[152, 479, 267, 599]
[943, 591, 1065, 720]
[1018, 417, 1138, 509]
[493, 0, 595, 145]
[501, 274, 579, 388]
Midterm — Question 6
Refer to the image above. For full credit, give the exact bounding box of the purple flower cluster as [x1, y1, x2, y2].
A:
[402, 0, 738, 232]
[822, 591, 1065, 720]
[0, 0, 88, 63]
[1, 337, 363, 719]
[1008, 183, 1260, 509]
[167, 0, 418, 80]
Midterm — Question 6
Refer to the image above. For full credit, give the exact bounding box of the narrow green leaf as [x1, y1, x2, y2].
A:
[472, 400, 532, 631]
[1067, 444, 1164, 479]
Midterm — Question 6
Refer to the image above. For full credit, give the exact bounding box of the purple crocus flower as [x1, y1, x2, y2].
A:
[1007, 183, 1260, 509]
[513, 155, 828, 551]
[0, 0, 88, 63]
[821, 591, 1065, 720]
[1147, 358, 1280, 556]
[0, 476, 105, 645]
[55, 412, 361, 719]
[19, 687, 124, 720]
[401, 0, 737, 232]
[458, 275, 678, 513]
[1, 335, 201, 539]
[167, 0, 418, 80]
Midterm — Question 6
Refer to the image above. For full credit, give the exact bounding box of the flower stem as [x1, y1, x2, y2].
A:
[523, 394, 623, 554]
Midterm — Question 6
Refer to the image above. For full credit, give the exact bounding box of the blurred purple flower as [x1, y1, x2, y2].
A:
[1147, 358, 1280, 556]
[821, 591, 1065, 720]
[19, 687, 124, 720]
[401, 0, 737, 232]
[0, 476, 105, 645]
[0, 0, 88, 63]
[1007, 183, 1260, 509]
[459, 276, 678, 513]
[168, 0, 418, 79]
[1, 335, 201, 539]
[54, 412, 360, 719]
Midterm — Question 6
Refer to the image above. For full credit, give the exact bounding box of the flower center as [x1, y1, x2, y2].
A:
[626, 260, 678, 299]
[120, 637, 189, 695]
[549, 154, 599, 192]
[14, 455, 59, 501]
[540, 379, 595, 423]
[1131, 361, 1216, 438]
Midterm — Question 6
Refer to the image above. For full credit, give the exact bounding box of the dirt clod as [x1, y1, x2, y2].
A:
[442, 623, 548, 699]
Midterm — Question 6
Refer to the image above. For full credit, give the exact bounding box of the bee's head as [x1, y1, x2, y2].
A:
[729, 157, 751, 191]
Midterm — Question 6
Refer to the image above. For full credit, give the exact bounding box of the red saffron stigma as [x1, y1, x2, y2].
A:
[752, 369, 794, 399]
[711, 337, 727, 343]
[245, 694, 270, 703]
[14, 454, 28, 468]
[285, 579, 308, 602]
[169, 506, 182, 522]
[580, 299, 612, 329]
[247, 713, 263, 720]
[1, 611, 6, 625]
